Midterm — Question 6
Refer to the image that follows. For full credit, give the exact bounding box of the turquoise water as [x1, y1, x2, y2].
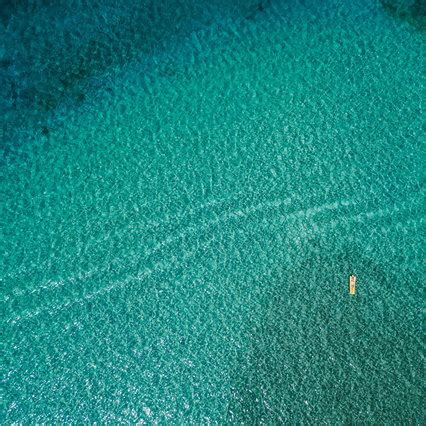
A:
[1, 0, 425, 422]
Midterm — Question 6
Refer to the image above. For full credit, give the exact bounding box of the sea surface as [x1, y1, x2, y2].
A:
[1, 0, 425, 423]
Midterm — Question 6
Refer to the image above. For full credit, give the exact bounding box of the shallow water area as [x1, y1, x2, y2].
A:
[1, 0, 425, 423]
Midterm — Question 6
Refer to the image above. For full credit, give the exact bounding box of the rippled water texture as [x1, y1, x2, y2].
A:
[1, 0, 425, 423]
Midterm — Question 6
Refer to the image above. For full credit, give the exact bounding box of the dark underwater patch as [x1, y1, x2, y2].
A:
[227, 247, 424, 423]
[0, 0, 25, 27]
[380, 0, 426, 31]
[41, 126, 49, 137]
[0, 58, 13, 69]
[2, 0, 266, 154]
[245, 0, 272, 21]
